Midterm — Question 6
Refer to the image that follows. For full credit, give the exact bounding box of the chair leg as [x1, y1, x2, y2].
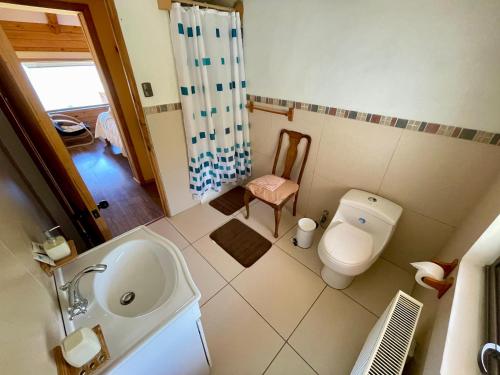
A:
[244, 190, 251, 219]
[292, 192, 299, 216]
[274, 207, 281, 238]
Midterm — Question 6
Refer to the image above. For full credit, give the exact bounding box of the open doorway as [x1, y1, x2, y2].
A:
[0, 2, 165, 244]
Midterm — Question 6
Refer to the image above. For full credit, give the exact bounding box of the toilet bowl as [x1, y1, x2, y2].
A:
[317, 189, 403, 289]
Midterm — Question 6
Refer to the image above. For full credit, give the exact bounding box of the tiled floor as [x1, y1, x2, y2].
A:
[147, 201, 415, 374]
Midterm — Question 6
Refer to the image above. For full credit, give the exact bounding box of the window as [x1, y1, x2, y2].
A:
[22, 61, 108, 111]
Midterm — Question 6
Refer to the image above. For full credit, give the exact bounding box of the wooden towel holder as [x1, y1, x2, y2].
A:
[422, 258, 459, 299]
[246, 101, 294, 122]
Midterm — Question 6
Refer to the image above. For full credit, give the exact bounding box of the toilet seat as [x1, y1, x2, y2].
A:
[321, 222, 373, 266]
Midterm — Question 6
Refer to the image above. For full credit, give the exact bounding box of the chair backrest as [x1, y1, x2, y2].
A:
[272, 129, 311, 185]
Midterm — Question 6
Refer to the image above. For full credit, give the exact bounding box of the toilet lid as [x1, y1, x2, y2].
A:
[323, 223, 373, 265]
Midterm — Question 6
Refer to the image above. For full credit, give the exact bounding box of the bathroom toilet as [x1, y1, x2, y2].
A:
[318, 189, 403, 289]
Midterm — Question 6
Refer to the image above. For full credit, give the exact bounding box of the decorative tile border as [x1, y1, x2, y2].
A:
[143, 102, 182, 115]
[143, 96, 500, 146]
[247, 94, 500, 146]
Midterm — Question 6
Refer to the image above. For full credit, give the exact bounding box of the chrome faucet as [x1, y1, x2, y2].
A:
[60, 264, 107, 320]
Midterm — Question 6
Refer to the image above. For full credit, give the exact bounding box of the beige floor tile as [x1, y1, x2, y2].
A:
[289, 287, 377, 375]
[232, 247, 325, 338]
[265, 344, 316, 375]
[276, 225, 324, 276]
[147, 218, 190, 249]
[169, 203, 230, 242]
[231, 197, 259, 218]
[193, 234, 245, 281]
[343, 259, 415, 316]
[236, 201, 300, 242]
[201, 285, 284, 375]
[182, 246, 226, 306]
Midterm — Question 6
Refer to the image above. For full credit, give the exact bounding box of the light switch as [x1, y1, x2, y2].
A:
[141, 82, 154, 97]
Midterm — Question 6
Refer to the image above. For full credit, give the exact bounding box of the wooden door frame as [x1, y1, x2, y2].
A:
[0, 0, 170, 216]
[0, 24, 112, 245]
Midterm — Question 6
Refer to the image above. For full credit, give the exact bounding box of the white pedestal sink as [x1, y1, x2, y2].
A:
[54, 226, 210, 375]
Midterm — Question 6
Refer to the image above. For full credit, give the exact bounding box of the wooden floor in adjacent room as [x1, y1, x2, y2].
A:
[70, 140, 163, 238]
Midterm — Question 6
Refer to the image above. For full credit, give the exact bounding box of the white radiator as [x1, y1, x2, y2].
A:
[351, 290, 423, 375]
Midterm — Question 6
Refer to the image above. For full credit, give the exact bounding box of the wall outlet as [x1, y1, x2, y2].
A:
[319, 210, 329, 228]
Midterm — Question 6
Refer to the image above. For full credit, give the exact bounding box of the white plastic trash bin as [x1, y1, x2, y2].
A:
[294, 218, 317, 249]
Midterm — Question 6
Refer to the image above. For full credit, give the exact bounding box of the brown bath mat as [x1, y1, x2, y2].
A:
[210, 219, 272, 267]
[209, 186, 254, 216]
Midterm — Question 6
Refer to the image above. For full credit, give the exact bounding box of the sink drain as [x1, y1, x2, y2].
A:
[120, 291, 135, 305]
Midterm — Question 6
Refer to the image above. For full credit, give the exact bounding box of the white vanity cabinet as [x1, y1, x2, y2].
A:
[109, 303, 210, 375]
[54, 227, 211, 375]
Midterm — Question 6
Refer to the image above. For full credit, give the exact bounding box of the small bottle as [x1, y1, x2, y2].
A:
[43, 226, 71, 261]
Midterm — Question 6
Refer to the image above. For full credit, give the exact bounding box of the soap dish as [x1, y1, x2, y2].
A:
[53, 325, 110, 375]
[40, 240, 78, 277]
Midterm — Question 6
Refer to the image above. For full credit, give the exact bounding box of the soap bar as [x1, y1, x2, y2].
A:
[44, 236, 71, 261]
[62, 327, 101, 368]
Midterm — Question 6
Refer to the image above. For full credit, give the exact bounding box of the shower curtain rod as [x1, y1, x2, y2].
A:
[158, 0, 244, 16]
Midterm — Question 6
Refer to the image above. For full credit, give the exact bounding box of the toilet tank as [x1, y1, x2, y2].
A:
[331, 189, 403, 253]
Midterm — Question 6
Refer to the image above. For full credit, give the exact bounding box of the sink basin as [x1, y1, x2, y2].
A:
[54, 226, 201, 372]
[94, 239, 178, 318]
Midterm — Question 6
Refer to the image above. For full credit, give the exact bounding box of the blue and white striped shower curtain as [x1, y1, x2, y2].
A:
[170, 3, 251, 198]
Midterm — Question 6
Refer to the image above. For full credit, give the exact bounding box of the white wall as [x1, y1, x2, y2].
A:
[244, 0, 500, 133]
[114, 0, 238, 215]
[114, 0, 179, 107]
[113, 0, 500, 219]
[115, 0, 195, 214]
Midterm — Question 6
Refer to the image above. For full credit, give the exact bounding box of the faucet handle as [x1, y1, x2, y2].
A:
[68, 299, 88, 320]
[60, 282, 70, 291]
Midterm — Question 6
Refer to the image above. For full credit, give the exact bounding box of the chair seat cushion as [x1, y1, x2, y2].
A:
[247, 175, 299, 205]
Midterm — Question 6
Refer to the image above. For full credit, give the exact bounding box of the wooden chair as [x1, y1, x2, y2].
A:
[244, 129, 311, 238]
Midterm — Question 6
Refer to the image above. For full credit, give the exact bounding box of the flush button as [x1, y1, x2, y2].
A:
[368, 197, 377, 202]
[358, 218, 366, 224]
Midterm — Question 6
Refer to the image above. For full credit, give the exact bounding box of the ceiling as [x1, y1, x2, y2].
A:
[0, 3, 80, 26]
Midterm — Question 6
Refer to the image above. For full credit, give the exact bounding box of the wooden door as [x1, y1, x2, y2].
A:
[0, 24, 111, 246]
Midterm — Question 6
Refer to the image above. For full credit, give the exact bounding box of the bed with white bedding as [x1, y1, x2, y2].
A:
[95, 110, 127, 156]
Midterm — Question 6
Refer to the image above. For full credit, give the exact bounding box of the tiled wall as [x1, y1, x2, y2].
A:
[146, 109, 199, 215]
[142, 99, 500, 269]
[249, 95, 500, 146]
[248, 100, 500, 272]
